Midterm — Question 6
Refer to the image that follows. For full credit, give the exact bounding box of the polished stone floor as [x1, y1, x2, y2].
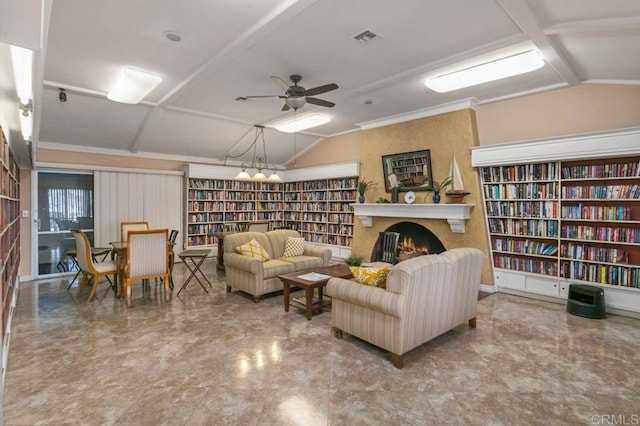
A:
[3, 259, 640, 425]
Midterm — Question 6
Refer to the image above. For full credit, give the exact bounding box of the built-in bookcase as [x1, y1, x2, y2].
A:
[472, 128, 640, 317]
[186, 179, 285, 246]
[184, 162, 359, 257]
[1, 125, 20, 382]
[284, 177, 357, 247]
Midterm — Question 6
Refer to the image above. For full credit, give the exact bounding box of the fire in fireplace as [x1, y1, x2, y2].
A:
[371, 221, 446, 263]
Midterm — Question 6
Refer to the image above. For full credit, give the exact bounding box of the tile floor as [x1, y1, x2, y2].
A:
[3, 259, 640, 425]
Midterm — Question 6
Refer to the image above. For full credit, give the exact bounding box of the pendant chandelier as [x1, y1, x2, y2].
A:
[224, 125, 282, 182]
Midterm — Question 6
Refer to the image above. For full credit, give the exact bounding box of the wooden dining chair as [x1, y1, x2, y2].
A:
[120, 221, 149, 241]
[71, 230, 118, 302]
[245, 221, 269, 232]
[167, 229, 179, 289]
[124, 229, 170, 306]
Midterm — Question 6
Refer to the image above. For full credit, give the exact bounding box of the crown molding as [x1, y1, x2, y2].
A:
[357, 98, 478, 130]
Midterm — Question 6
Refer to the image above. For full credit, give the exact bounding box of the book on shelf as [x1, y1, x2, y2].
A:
[293, 296, 322, 304]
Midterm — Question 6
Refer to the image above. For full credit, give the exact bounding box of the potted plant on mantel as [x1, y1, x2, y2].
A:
[427, 176, 453, 204]
[357, 178, 376, 203]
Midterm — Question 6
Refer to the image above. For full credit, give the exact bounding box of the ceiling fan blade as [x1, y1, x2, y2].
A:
[271, 76, 292, 92]
[237, 95, 285, 100]
[305, 83, 338, 96]
[306, 97, 335, 108]
[281, 103, 291, 111]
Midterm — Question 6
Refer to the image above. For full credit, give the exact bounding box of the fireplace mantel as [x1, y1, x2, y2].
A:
[352, 203, 475, 233]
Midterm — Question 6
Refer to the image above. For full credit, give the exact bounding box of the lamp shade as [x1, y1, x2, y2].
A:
[268, 172, 282, 182]
[253, 171, 267, 182]
[235, 170, 251, 180]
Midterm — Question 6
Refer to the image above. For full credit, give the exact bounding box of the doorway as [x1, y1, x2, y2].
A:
[36, 171, 94, 277]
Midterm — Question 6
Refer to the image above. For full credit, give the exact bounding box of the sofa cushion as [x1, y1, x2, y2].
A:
[265, 229, 302, 258]
[236, 239, 271, 261]
[349, 266, 392, 289]
[263, 259, 296, 279]
[281, 255, 326, 271]
[283, 237, 305, 257]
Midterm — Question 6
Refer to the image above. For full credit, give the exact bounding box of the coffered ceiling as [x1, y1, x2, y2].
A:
[1, 0, 639, 168]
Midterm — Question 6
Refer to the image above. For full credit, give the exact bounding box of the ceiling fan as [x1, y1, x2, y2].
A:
[236, 74, 338, 111]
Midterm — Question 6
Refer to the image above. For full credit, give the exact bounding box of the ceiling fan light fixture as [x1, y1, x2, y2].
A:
[285, 96, 306, 110]
[275, 113, 331, 133]
[107, 67, 162, 104]
[424, 50, 544, 93]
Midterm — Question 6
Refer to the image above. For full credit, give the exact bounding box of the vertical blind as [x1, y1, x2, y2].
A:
[47, 188, 93, 221]
[94, 171, 183, 247]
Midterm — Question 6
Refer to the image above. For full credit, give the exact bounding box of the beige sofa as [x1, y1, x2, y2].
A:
[326, 247, 484, 368]
[223, 229, 332, 302]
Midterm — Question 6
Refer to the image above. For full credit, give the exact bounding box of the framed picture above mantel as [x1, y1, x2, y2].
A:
[381, 149, 433, 192]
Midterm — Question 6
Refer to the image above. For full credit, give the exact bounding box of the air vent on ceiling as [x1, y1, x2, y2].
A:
[352, 29, 380, 44]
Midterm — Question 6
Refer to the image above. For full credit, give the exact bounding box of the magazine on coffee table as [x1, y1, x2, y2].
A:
[297, 272, 332, 281]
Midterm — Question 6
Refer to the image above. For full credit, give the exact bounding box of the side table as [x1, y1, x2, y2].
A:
[177, 249, 212, 295]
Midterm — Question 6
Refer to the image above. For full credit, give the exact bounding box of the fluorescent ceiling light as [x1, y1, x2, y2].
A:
[275, 113, 331, 133]
[10, 45, 33, 105]
[107, 67, 162, 104]
[19, 111, 32, 140]
[424, 50, 544, 93]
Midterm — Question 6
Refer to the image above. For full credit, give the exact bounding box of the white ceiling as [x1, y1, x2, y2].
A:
[3, 0, 640, 168]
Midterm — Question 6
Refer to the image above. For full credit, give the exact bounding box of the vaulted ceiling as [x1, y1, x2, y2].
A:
[2, 0, 639, 169]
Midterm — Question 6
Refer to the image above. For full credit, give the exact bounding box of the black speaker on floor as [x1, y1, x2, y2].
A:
[566, 284, 606, 319]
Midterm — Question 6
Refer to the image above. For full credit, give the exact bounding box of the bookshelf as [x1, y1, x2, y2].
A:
[1, 125, 20, 383]
[184, 163, 359, 257]
[284, 177, 357, 247]
[472, 127, 640, 317]
[186, 179, 284, 246]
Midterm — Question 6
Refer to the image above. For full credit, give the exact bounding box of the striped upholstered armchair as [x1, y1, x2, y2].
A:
[326, 247, 484, 368]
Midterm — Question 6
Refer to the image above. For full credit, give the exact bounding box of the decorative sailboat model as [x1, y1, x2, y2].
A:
[445, 155, 471, 203]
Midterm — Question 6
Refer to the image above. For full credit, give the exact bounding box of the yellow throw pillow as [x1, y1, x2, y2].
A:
[236, 239, 271, 261]
[349, 266, 391, 289]
[283, 237, 305, 257]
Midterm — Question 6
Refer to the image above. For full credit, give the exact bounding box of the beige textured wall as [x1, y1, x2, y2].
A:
[476, 84, 640, 145]
[285, 132, 361, 169]
[37, 149, 185, 171]
[351, 109, 493, 285]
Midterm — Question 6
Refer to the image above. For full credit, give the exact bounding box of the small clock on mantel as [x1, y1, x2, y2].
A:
[404, 191, 416, 204]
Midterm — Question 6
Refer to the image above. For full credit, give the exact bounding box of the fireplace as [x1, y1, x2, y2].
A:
[371, 221, 446, 263]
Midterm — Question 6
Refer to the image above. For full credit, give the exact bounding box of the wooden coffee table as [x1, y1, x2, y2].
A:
[279, 264, 353, 320]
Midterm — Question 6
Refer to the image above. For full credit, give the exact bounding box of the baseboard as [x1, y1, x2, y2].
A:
[479, 284, 496, 293]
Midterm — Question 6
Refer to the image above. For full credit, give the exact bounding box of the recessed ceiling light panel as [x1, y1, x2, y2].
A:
[424, 50, 545, 93]
[107, 67, 162, 104]
[274, 113, 331, 133]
